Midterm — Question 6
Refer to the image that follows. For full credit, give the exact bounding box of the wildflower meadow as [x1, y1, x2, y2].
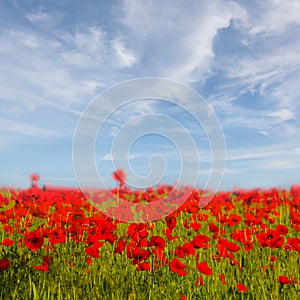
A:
[1, 173, 300, 299]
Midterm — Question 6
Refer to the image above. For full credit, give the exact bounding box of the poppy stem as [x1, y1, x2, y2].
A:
[117, 182, 120, 208]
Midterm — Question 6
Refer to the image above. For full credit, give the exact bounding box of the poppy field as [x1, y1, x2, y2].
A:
[1, 175, 300, 299]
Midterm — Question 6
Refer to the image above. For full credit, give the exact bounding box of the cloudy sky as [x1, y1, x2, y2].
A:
[1, 0, 299, 190]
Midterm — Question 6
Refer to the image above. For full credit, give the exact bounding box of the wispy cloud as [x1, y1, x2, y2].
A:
[261, 160, 299, 170]
[0, 118, 64, 139]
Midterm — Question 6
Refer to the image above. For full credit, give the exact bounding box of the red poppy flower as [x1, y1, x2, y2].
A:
[169, 258, 187, 276]
[231, 228, 252, 243]
[278, 276, 291, 285]
[190, 222, 201, 231]
[164, 228, 178, 241]
[227, 214, 242, 226]
[244, 213, 261, 226]
[33, 263, 49, 272]
[43, 256, 53, 265]
[3, 225, 14, 235]
[193, 234, 210, 249]
[112, 168, 126, 186]
[128, 224, 149, 241]
[219, 274, 227, 284]
[226, 241, 240, 252]
[25, 230, 44, 251]
[165, 216, 177, 230]
[29, 173, 40, 182]
[136, 261, 151, 271]
[197, 213, 208, 221]
[0, 258, 12, 270]
[152, 247, 168, 263]
[236, 283, 248, 292]
[208, 222, 219, 233]
[285, 237, 300, 251]
[196, 261, 213, 276]
[243, 241, 253, 252]
[175, 243, 195, 258]
[195, 276, 204, 286]
[276, 225, 288, 236]
[256, 230, 284, 249]
[0, 238, 14, 246]
[86, 257, 93, 265]
[149, 236, 165, 250]
[126, 241, 151, 264]
[49, 228, 66, 245]
[138, 228, 148, 239]
[230, 259, 240, 266]
[136, 239, 148, 250]
[114, 240, 127, 254]
[178, 294, 187, 300]
[85, 246, 100, 258]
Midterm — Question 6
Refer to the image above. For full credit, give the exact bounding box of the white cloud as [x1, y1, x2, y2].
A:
[58, 26, 106, 68]
[258, 131, 269, 136]
[73, 27, 105, 55]
[240, 0, 300, 36]
[118, 0, 241, 83]
[265, 109, 294, 123]
[208, 1, 300, 122]
[82, 80, 105, 93]
[112, 38, 137, 68]
[9, 31, 41, 48]
[225, 143, 300, 162]
[100, 153, 114, 161]
[25, 8, 63, 30]
[0, 26, 124, 118]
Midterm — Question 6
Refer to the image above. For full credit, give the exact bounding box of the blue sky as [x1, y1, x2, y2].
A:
[0, 0, 300, 190]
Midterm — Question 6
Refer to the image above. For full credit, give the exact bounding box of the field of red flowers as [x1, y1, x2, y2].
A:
[1, 175, 300, 299]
